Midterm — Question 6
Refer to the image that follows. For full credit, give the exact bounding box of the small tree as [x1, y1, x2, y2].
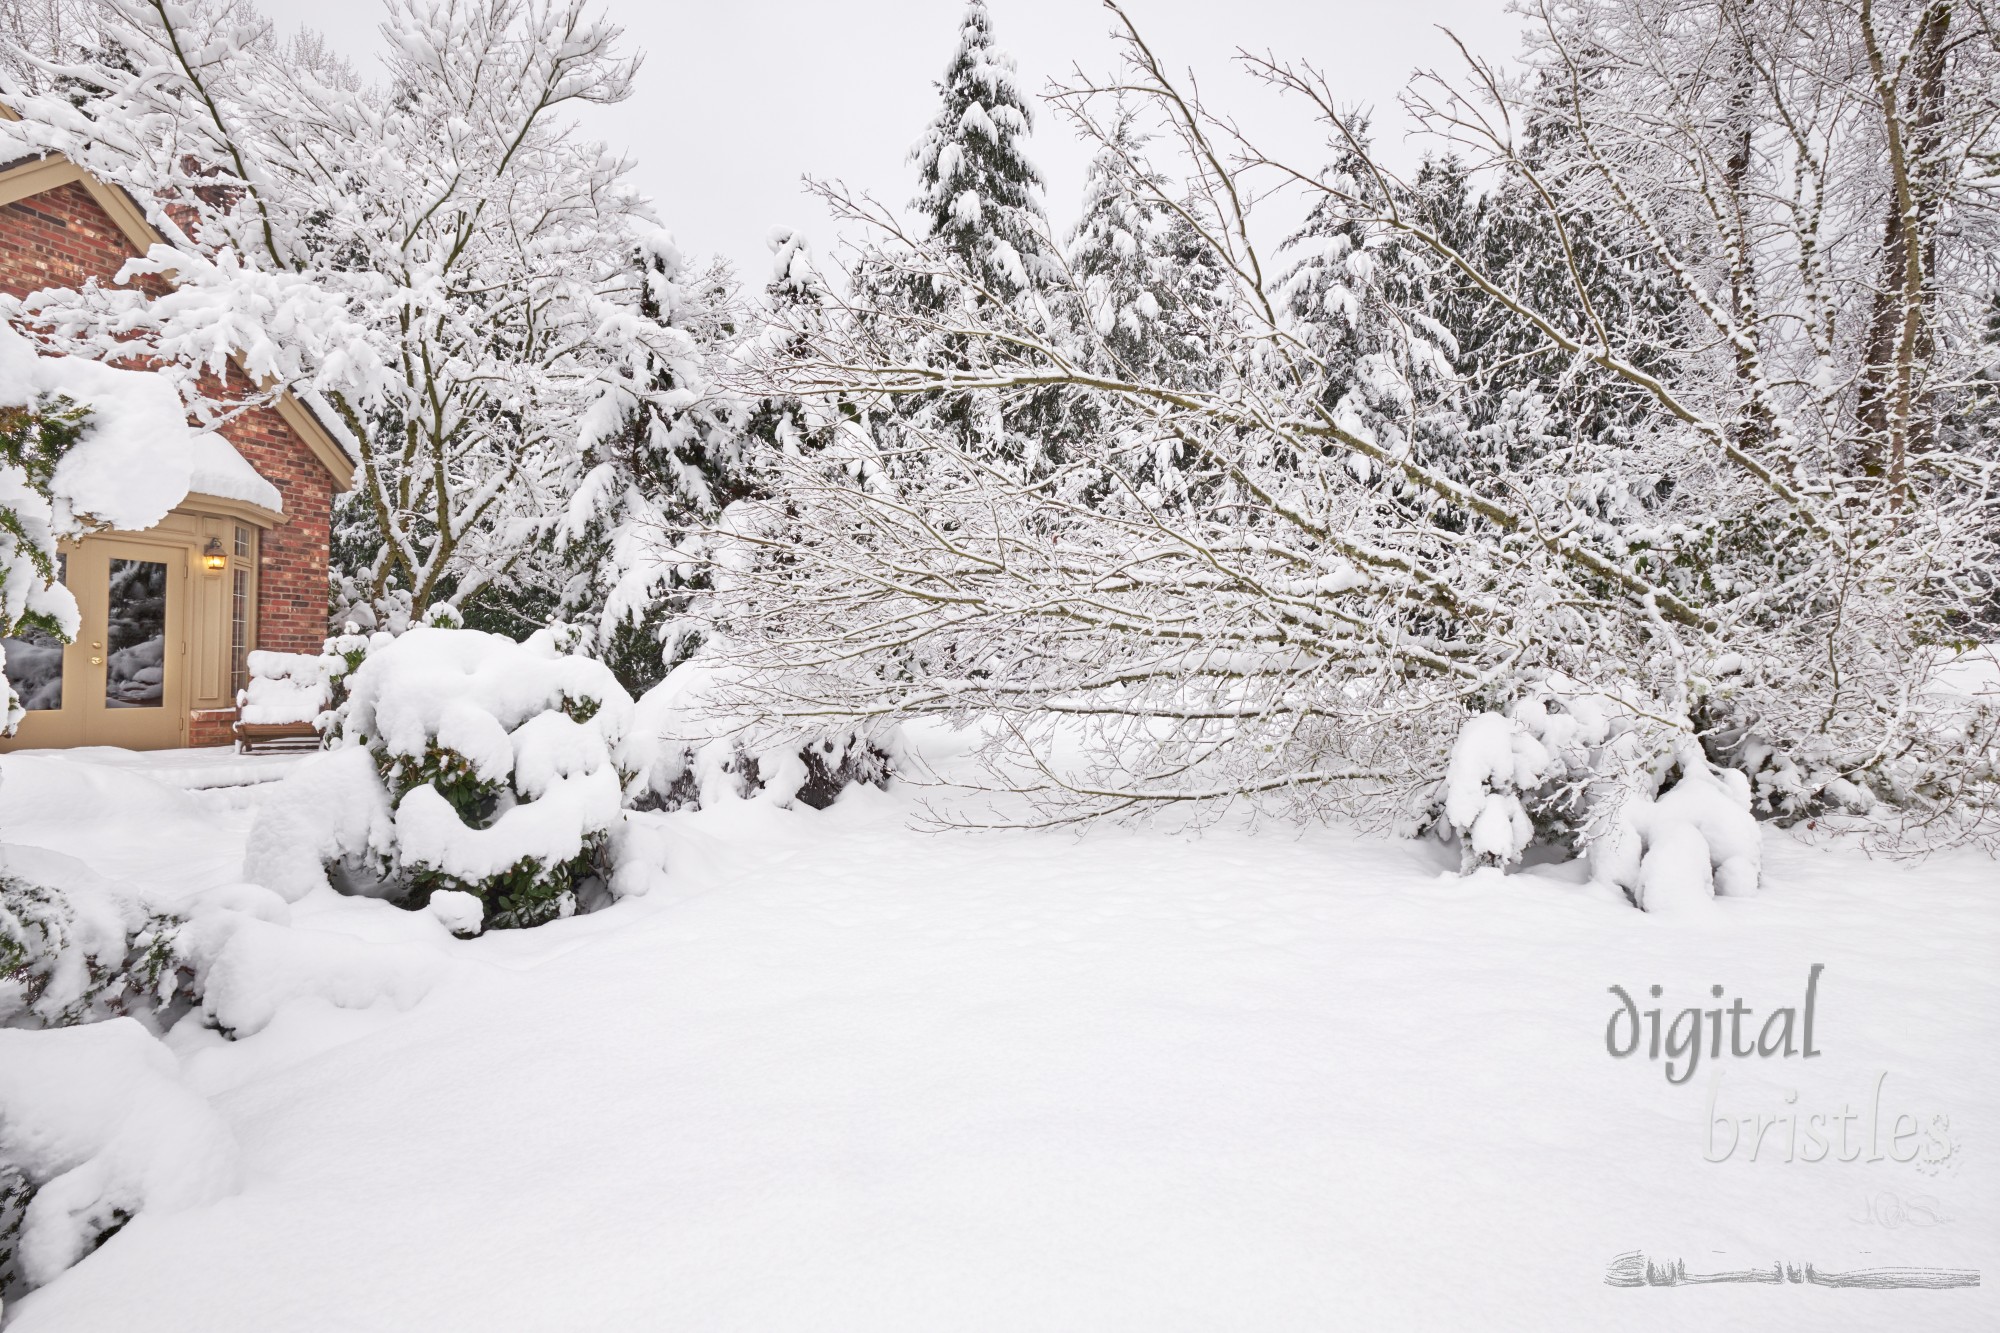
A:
[0, 393, 85, 732]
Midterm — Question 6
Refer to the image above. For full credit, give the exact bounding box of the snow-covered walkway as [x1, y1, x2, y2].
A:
[2, 744, 1995, 1331]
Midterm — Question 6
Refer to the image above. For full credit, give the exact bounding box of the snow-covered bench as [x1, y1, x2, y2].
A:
[234, 651, 329, 753]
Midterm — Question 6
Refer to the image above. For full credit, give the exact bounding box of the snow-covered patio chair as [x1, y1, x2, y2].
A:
[234, 651, 330, 753]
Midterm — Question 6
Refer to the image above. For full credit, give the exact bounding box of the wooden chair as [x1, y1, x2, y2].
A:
[234, 651, 330, 754]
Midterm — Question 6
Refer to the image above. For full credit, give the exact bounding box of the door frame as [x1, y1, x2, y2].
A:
[2, 533, 192, 752]
[74, 535, 189, 750]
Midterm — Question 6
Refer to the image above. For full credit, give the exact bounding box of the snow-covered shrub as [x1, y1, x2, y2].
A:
[1433, 687, 1639, 870]
[247, 626, 635, 931]
[0, 1018, 238, 1299]
[0, 852, 189, 1031]
[624, 654, 901, 813]
[1438, 713, 1550, 870]
[315, 627, 394, 739]
[1432, 688, 1760, 911]
[244, 628, 905, 932]
[1589, 757, 1762, 916]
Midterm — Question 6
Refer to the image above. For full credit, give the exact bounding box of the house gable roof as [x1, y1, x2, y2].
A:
[0, 102, 358, 493]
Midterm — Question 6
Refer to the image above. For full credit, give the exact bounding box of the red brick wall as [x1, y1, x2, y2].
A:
[199, 367, 334, 653]
[188, 709, 239, 748]
[0, 182, 155, 295]
[0, 178, 337, 658]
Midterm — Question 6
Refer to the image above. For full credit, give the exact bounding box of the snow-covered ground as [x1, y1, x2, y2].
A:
[2, 736, 1994, 1331]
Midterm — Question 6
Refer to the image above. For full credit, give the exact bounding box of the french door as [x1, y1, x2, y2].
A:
[0, 538, 187, 750]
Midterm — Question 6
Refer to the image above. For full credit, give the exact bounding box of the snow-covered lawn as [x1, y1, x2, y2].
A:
[2, 738, 1994, 1331]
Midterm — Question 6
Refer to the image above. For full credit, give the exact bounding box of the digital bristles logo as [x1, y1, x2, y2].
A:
[1605, 1252, 1979, 1290]
[1602, 965, 1979, 1294]
[1603, 964, 1827, 1086]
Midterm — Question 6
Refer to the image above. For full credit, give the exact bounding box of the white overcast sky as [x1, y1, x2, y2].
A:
[254, 0, 1525, 281]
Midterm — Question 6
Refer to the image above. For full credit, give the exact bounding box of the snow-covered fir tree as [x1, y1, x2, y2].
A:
[1276, 121, 1462, 490]
[908, 0, 1049, 306]
[552, 237, 751, 692]
[1054, 109, 1230, 506]
[1062, 110, 1224, 389]
[835, 0, 1063, 481]
[1065, 111, 1168, 379]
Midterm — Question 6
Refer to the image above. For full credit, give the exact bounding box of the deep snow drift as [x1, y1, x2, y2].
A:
[0, 735, 1993, 1332]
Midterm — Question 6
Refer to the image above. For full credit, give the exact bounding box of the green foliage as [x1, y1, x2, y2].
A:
[375, 743, 503, 825]
[0, 394, 88, 645]
[0, 874, 191, 1030]
[310, 632, 375, 745]
[910, 0, 1048, 304]
[368, 731, 604, 932]
[408, 839, 605, 932]
[0, 393, 87, 494]
[1, 1164, 32, 1304]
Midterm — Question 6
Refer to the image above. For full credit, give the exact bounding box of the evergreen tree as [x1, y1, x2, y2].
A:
[542, 235, 752, 692]
[908, 0, 1049, 305]
[872, 0, 1060, 481]
[1059, 112, 1231, 508]
[1450, 125, 1683, 457]
[1276, 121, 1461, 489]
[1063, 112, 1227, 387]
[1066, 112, 1166, 380]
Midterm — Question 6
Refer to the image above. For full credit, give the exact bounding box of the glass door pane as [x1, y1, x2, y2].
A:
[104, 557, 169, 708]
[1, 626, 66, 710]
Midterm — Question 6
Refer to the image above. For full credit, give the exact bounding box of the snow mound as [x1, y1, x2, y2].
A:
[196, 917, 443, 1039]
[241, 746, 395, 904]
[0, 1018, 238, 1292]
[1590, 755, 1761, 913]
[427, 889, 483, 937]
[0, 753, 208, 838]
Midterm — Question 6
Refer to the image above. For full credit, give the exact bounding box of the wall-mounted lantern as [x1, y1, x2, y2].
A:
[203, 537, 228, 572]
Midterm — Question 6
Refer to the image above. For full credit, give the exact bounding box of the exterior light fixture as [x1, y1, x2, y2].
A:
[203, 537, 228, 572]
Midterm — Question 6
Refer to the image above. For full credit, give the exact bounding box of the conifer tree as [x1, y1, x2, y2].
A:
[743, 228, 858, 471]
[544, 236, 750, 691]
[1067, 113, 1166, 379]
[1063, 112, 1225, 387]
[1058, 112, 1230, 506]
[881, 0, 1060, 480]
[1276, 121, 1460, 488]
[908, 0, 1049, 306]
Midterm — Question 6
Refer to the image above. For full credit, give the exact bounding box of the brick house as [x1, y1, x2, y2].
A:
[0, 110, 354, 751]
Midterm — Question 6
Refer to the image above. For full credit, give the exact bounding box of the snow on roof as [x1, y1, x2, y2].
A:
[297, 388, 361, 466]
[189, 432, 283, 514]
[0, 320, 279, 530]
